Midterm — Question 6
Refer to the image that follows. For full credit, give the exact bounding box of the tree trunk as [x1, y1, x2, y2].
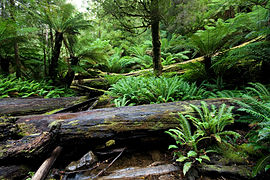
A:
[0, 55, 10, 75]
[9, 0, 21, 78]
[204, 55, 215, 78]
[14, 42, 21, 78]
[151, 0, 163, 77]
[0, 96, 88, 116]
[64, 56, 79, 87]
[49, 31, 63, 81]
[0, 98, 239, 162]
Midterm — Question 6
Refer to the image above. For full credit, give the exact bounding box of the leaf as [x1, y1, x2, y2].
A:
[214, 134, 221, 143]
[183, 162, 192, 175]
[168, 145, 178, 150]
[176, 156, 188, 162]
[199, 155, 210, 162]
[187, 150, 197, 157]
[265, 165, 270, 172]
[196, 158, 202, 163]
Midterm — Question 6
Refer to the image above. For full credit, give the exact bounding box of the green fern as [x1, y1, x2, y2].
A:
[107, 76, 208, 105]
[186, 101, 240, 142]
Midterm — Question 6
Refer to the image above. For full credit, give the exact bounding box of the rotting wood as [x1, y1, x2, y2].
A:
[32, 146, 63, 180]
[52, 97, 99, 114]
[0, 98, 239, 162]
[0, 96, 88, 116]
[97, 164, 180, 180]
[198, 164, 252, 179]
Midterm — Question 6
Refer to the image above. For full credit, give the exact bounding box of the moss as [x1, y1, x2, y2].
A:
[48, 120, 65, 129]
[43, 108, 64, 115]
[65, 120, 79, 126]
[17, 123, 37, 136]
[215, 143, 249, 165]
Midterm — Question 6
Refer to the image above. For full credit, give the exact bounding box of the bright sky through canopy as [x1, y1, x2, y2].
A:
[67, 0, 88, 12]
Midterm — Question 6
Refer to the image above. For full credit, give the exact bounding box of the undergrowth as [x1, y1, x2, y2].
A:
[0, 74, 76, 98]
[107, 76, 209, 105]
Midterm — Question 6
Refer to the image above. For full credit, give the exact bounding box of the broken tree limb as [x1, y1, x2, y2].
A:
[0, 98, 239, 162]
[32, 146, 63, 180]
[0, 96, 88, 116]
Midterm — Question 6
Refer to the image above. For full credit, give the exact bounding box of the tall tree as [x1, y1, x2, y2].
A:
[27, 2, 90, 82]
[9, 0, 21, 77]
[97, 0, 173, 76]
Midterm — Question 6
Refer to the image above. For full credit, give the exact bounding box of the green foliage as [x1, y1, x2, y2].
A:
[212, 41, 270, 76]
[235, 82, 270, 176]
[98, 47, 139, 73]
[187, 101, 240, 142]
[166, 101, 240, 175]
[107, 76, 208, 105]
[0, 74, 75, 98]
[165, 112, 210, 176]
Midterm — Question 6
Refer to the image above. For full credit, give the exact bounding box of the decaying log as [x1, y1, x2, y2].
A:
[0, 98, 239, 162]
[0, 165, 30, 179]
[97, 164, 180, 180]
[198, 164, 252, 179]
[0, 96, 88, 116]
[32, 146, 63, 180]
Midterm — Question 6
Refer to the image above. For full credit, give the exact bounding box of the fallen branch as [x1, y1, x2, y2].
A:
[32, 146, 63, 180]
[93, 147, 126, 179]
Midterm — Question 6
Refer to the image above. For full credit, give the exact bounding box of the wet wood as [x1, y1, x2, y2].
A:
[0, 165, 30, 179]
[97, 164, 180, 180]
[0, 96, 88, 116]
[32, 146, 63, 180]
[0, 98, 239, 162]
[198, 164, 252, 179]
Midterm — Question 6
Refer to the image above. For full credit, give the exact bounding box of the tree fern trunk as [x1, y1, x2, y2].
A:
[204, 55, 215, 78]
[49, 31, 63, 81]
[151, 0, 163, 77]
[0, 55, 9, 76]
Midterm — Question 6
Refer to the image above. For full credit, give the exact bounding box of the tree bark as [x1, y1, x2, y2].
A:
[32, 146, 62, 180]
[49, 31, 63, 81]
[9, 0, 21, 78]
[0, 55, 10, 76]
[14, 42, 21, 78]
[0, 98, 239, 162]
[204, 55, 215, 78]
[0, 96, 88, 116]
[151, 0, 163, 77]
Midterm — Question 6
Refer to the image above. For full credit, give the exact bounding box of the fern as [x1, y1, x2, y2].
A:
[107, 76, 208, 105]
[185, 101, 239, 142]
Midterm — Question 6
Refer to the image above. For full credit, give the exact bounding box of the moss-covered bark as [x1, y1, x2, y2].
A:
[0, 98, 238, 162]
[0, 96, 88, 116]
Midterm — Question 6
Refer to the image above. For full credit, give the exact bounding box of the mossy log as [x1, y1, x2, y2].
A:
[0, 98, 239, 163]
[0, 96, 88, 116]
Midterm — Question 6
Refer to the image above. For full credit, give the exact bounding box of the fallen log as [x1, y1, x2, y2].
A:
[0, 98, 239, 163]
[0, 96, 88, 116]
[98, 164, 180, 180]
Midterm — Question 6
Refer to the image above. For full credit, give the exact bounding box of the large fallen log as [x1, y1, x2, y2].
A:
[0, 98, 239, 163]
[0, 96, 88, 116]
